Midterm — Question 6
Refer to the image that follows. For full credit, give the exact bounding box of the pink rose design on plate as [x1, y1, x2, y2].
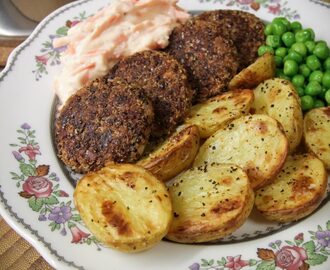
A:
[275, 246, 307, 270]
[22, 176, 53, 198]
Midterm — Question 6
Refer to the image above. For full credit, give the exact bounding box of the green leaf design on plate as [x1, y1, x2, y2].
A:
[306, 253, 327, 266]
[43, 195, 59, 205]
[56, 26, 69, 36]
[302, 240, 316, 254]
[19, 163, 35, 176]
[28, 197, 44, 212]
[326, 220, 330, 230]
[256, 260, 275, 270]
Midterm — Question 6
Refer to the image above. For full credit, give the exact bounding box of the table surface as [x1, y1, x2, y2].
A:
[0, 217, 54, 270]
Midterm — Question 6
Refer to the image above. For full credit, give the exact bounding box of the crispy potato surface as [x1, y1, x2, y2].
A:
[185, 90, 254, 138]
[74, 164, 172, 252]
[137, 125, 200, 182]
[166, 163, 254, 243]
[304, 107, 330, 169]
[194, 114, 288, 190]
[251, 78, 303, 153]
[255, 154, 328, 222]
[228, 53, 275, 90]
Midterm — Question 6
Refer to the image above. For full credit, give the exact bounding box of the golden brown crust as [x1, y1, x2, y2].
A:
[74, 163, 172, 252]
[194, 114, 289, 190]
[137, 125, 200, 182]
[228, 53, 276, 90]
[304, 107, 330, 169]
[166, 163, 254, 243]
[55, 78, 154, 173]
[251, 78, 303, 153]
[255, 154, 328, 222]
[185, 89, 254, 138]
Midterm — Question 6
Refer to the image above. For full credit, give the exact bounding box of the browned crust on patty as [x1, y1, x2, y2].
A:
[165, 20, 239, 102]
[55, 77, 154, 173]
[196, 9, 265, 70]
[109, 50, 193, 138]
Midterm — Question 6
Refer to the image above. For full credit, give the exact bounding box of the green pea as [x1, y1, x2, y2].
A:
[295, 86, 305, 97]
[324, 58, 330, 70]
[283, 59, 298, 76]
[305, 41, 316, 54]
[292, 74, 305, 87]
[275, 47, 287, 58]
[325, 90, 330, 104]
[266, 35, 282, 48]
[264, 24, 273, 35]
[290, 21, 302, 33]
[291, 42, 307, 57]
[276, 69, 291, 80]
[271, 21, 287, 36]
[273, 17, 291, 30]
[305, 81, 322, 96]
[300, 95, 314, 110]
[305, 28, 315, 40]
[314, 99, 325, 108]
[258, 45, 274, 56]
[299, 64, 311, 78]
[322, 70, 330, 88]
[309, 70, 323, 83]
[282, 32, 295, 47]
[295, 29, 313, 43]
[313, 42, 330, 60]
[274, 55, 283, 67]
[306, 55, 321, 70]
[287, 51, 303, 64]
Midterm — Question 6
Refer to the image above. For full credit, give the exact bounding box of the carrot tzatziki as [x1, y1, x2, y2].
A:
[53, 0, 190, 106]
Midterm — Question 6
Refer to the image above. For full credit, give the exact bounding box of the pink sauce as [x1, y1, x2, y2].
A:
[53, 0, 190, 106]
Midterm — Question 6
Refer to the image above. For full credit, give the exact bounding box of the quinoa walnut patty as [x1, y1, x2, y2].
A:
[109, 50, 193, 138]
[196, 9, 265, 70]
[165, 19, 239, 102]
[55, 78, 154, 173]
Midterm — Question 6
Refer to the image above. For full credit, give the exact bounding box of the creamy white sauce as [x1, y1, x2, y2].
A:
[53, 0, 190, 106]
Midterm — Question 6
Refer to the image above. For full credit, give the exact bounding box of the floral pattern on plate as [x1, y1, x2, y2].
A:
[198, 0, 300, 19]
[32, 12, 88, 81]
[190, 221, 330, 270]
[10, 123, 101, 249]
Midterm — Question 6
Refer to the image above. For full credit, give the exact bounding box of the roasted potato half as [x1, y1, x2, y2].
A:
[166, 163, 254, 243]
[228, 53, 275, 90]
[185, 89, 254, 138]
[74, 163, 172, 252]
[194, 114, 288, 190]
[137, 125, 200, 182]
[251, 78, 303, 153]
[304, 107, 330, 169]
[255, 154, 328, 222]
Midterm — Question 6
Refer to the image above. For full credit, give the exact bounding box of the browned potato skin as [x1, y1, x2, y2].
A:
[137, 125, 200, 182]
[185, 89, 254, 138]
[255, 154, 328, 222]
[166, 163, 254, 243]
[304, 107, 330, 169]
[194, 114, 289, 190]
[228, 53, 275, 90]
[251, 78, 303, 153]
[74, 164, 172, 252]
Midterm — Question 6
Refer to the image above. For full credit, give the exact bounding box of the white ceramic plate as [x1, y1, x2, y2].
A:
[1, 0, 330, 269]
